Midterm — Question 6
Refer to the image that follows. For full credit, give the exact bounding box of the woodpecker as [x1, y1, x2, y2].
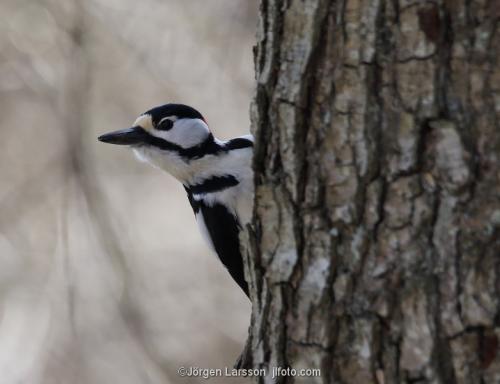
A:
[98, 103, 253, 297]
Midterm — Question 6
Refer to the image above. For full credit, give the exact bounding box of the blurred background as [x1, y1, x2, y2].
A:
[0, 1, 257, 383]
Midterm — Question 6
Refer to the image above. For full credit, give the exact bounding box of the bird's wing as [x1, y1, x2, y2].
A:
[198, 201, 249, 297]
[184, 188, 249, 297]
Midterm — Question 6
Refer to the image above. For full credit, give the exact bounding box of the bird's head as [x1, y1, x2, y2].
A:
[98, 103, 215, 181]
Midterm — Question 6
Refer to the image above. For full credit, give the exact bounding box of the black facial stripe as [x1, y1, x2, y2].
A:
[178, 136, 223, 159]
[186, 175, 239, 195]
[140, 128, 253, 160]
[140, 128, 185, 152]
[135, 127, 213, 159]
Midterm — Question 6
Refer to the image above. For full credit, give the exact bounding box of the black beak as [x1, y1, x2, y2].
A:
[98, 127, 148, 145]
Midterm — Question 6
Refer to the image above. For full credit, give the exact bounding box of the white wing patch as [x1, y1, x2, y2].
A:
[195, 211, 217, 255]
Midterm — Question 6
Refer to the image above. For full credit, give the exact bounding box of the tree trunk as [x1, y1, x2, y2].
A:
[243, 0, 500, 383]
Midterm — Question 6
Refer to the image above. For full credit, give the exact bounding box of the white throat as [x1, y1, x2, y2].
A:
[132, 145, 197, 182]
[132, 138, 251, 188]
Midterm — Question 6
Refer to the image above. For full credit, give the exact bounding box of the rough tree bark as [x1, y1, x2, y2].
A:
[243, 0, 500, 383]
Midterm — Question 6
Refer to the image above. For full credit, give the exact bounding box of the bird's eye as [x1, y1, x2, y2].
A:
[157, 119, 174, 131]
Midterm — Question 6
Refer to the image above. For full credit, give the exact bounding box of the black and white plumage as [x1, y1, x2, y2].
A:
[98, 104, 253, 297]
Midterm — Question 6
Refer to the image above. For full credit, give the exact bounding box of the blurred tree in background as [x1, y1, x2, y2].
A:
[246, 0, 500, 383]
[0, 1, 257, 383]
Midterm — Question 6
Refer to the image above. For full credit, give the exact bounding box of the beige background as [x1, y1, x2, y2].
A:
[0, 1, 257, 383]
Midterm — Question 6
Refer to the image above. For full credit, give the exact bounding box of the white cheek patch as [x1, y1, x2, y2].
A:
[150, 118, 210, 148]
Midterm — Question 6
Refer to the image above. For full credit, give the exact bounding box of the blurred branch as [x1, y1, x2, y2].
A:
[59, 2, 176, 382]
[59, 0, 128, 284]
[0, 153, 65, 232]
